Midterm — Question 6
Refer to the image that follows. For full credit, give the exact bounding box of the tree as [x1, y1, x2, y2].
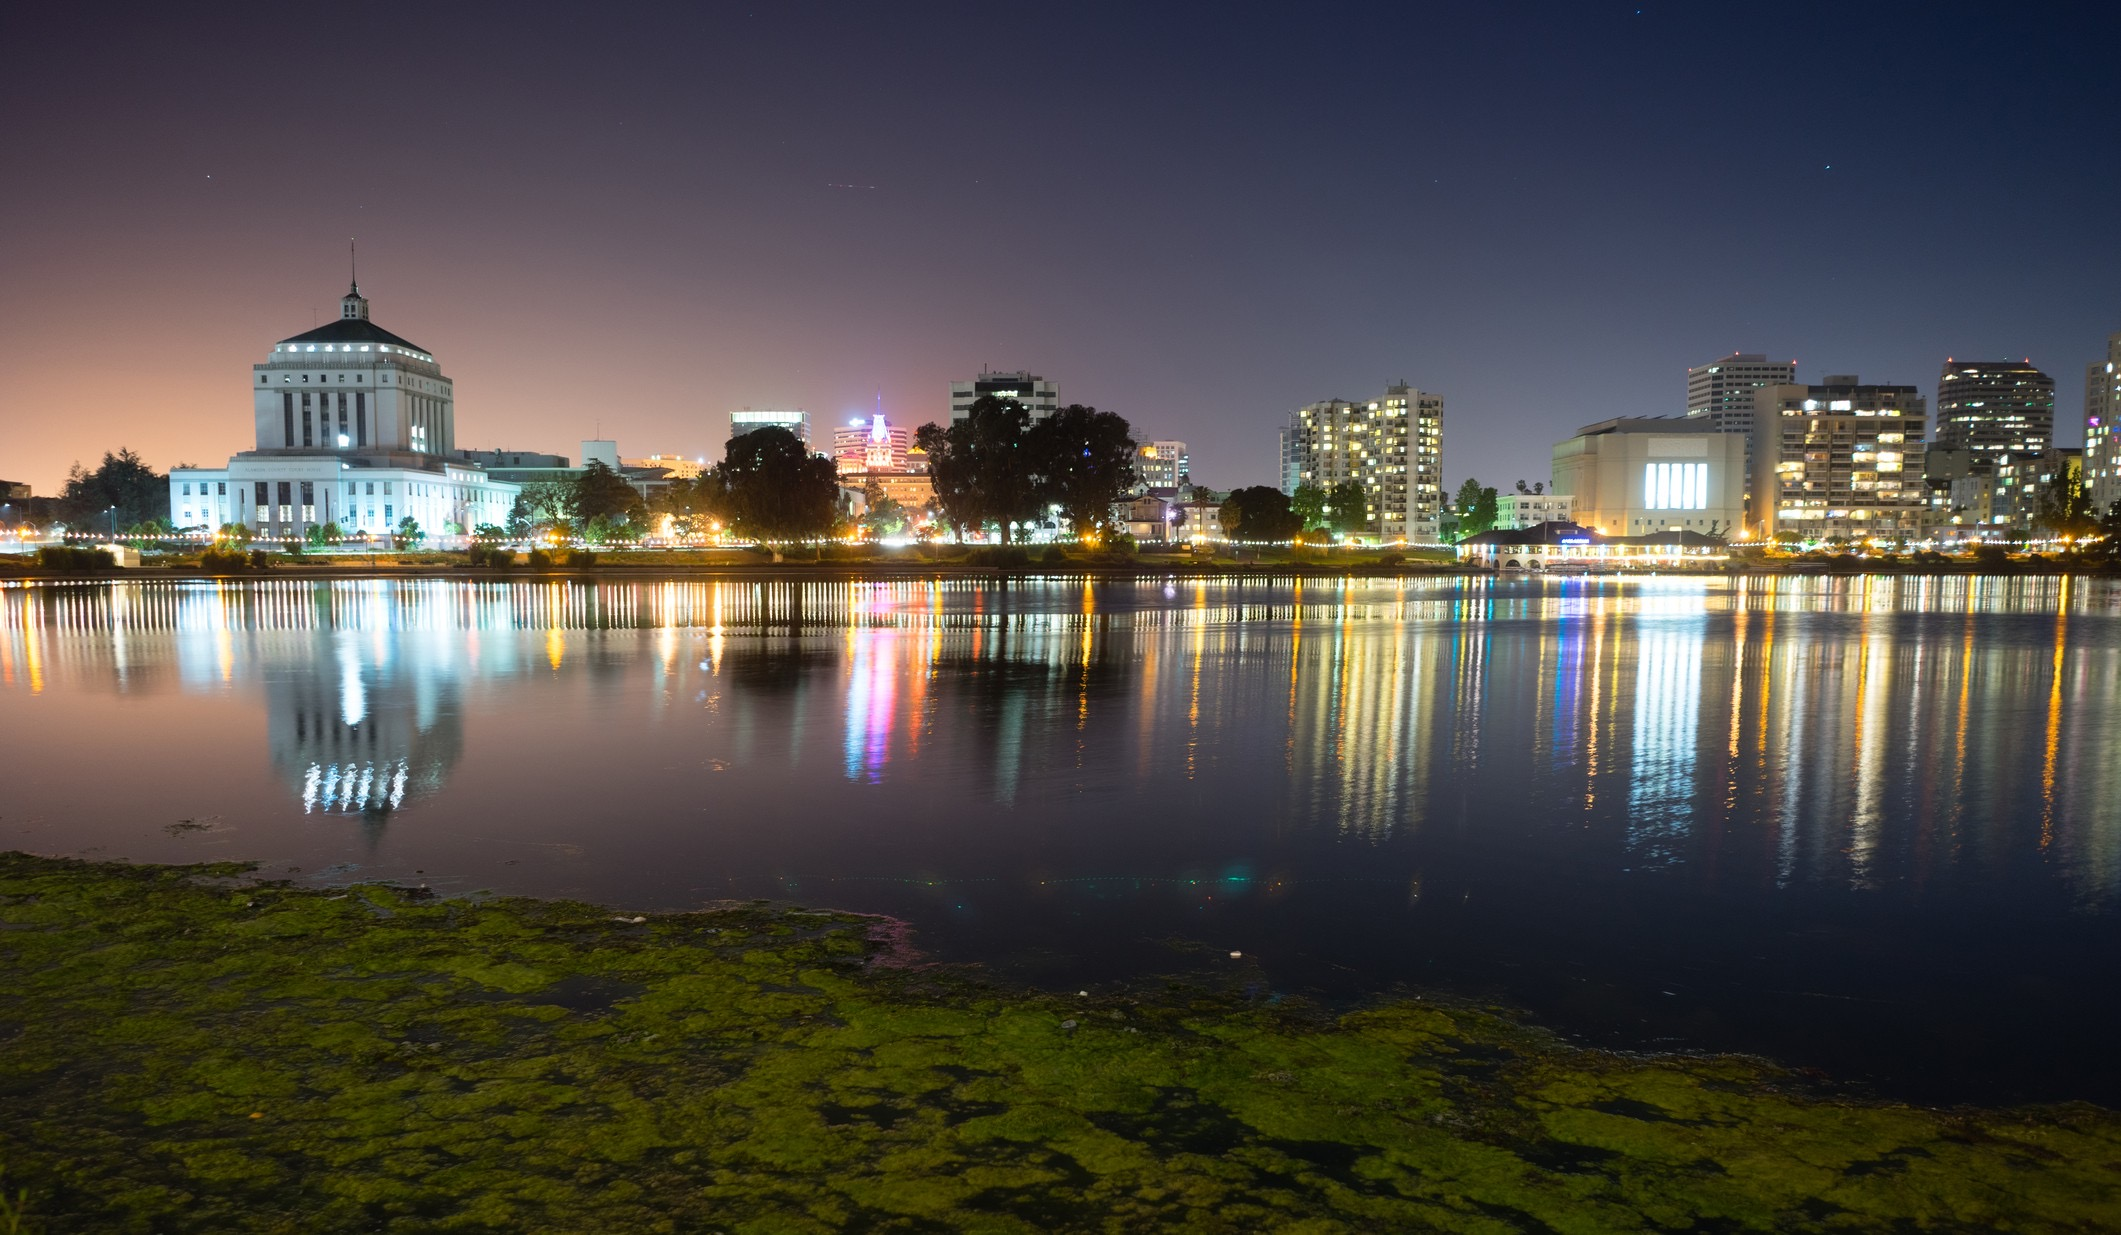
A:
[1219, 486, 1301, 541]
[651, 475, 721, 537]
[215, 522, 253, 548]
[1326, 480, 1369, 536]
[1453, 478, 1499, 539]
[1028, 404, 1138, 537]
[572, 460, 645, 527]
[860, 482, 909, 539]
[519, 481, 577, 528]
[504, 497, 532, 540]
[303, 522, 342, 547]
[2033, 472, 2096, 540]
[60, 449, 167, 531]
[915, 396, 1043, 543]
[1290, 482, 1328, 531]
[395, 515, 423, 546]
[711, 426, 839, 540]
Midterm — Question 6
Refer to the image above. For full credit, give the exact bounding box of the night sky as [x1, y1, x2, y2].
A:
[4, 1, 2117, 495]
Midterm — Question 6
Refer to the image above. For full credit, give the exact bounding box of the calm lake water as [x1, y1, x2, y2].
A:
[5, 574, 2119, 1105]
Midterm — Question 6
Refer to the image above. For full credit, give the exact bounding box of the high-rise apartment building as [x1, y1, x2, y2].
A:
[1932, 359, 2054, 473]
[2085, 333, 2121, 515]
[949, 369, 1059, 420]
[1278, 418, 1302, 494]
[728, 409, 811, 446]
[1750, 376, 1930, 540]
[1135, 441, 1190, 491]
[1687, 353, 1797, 435]
[1286, 383, 1444, 542]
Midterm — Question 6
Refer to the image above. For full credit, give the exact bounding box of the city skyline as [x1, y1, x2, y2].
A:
[4, 3, 2118, 498]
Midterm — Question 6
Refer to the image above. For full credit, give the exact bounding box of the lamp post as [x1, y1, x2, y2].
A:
[106, 506, 117, 539]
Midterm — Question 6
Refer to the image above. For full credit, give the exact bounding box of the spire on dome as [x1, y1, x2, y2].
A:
[341, 240, 369, 320]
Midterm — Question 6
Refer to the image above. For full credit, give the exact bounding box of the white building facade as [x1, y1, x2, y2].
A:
[1136, 440, 1190, 490]
[1551, 418, 1747, 538]
[169, 282, 517, 541]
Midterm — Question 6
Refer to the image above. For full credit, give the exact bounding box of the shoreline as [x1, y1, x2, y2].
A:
[4, 557, 2119, 584]
[2, 851, 2115, 1231]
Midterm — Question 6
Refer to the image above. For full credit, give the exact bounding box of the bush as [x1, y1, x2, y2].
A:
[199, 548, 252, 573]
[1379, 552, 1406, 567]
[249, 549, 273, 570]
[466, 544, 515, 568]
[1971, 544, 2010, 571]
[36, 546, 115, 572]
[526, 549, 554, 569]
[564, 549, 598, 568]
[1040, 545, 1069, 564]
[967, 546, 1030, 567]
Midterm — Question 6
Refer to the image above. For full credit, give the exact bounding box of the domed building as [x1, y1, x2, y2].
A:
[168, 280, 518, 541]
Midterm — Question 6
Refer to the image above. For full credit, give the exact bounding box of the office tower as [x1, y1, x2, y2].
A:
[1135, 441, 1190, 491]
[728, 409, 812, 446]
[1932, 359, 2055, 473]
[1687, 353, 1797, 436]
[949, 369, 1059, 420]
[2085, 334, 2121, 514]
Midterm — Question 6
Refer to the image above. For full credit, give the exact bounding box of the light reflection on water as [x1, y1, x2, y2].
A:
[4, 574, 2121, 1103]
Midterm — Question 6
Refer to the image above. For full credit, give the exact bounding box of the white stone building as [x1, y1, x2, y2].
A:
[1552, 417, 1747, 539]
[170, 281, 516, 542]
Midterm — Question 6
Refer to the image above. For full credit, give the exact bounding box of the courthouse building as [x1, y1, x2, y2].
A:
[170, 280, 517, 540]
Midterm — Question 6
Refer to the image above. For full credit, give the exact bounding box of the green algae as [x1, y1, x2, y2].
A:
[1, 854, 2115, 1233]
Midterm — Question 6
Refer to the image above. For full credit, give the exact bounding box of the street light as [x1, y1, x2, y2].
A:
[106, 505, 117, 538]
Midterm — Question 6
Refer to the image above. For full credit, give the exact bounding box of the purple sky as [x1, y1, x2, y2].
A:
[4, 1, 2116, 495]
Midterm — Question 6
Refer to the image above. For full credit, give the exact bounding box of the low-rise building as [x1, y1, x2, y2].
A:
[1456, 521, 1728, 569]
[1118, 493, 1175, 543]
[1495, 491, 1574, 530]
[1550, 418, 1746, 539]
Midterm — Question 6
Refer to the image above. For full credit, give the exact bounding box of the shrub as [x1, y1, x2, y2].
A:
[1379, 552, 1406, 567]
[199, 548, 252, 573]
[35, 546, 115, 572]
[526, 549, 554, 569]
[968, 546, 1030, 567]
[1040, 545, 1068, 564]
[466, 544, 515, 568]
[564, 549, 598, 568]
[1971, 544, 2010, 571]
[248, 549, 272, 570]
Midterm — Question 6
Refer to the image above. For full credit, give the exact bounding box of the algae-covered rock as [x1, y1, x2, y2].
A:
[0, 853, 2115, 1232]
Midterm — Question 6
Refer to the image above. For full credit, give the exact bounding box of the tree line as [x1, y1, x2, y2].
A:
[914, 397, 1140, 543]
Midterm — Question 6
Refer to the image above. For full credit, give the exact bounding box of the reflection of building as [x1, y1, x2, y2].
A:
[266, 631, 464, 823]
[169, 280, 518, 539]
[950, 369, 1058, 421]
[729, 409, 811, 446]
[1750, 377, 1930, 540]
[1286, 383, 1445, 542]
[1551, 418, 1744, 537]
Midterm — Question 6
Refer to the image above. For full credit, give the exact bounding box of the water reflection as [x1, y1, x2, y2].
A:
[5, 574, 2121, 1100]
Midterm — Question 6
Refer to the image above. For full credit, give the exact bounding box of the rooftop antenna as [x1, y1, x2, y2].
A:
[349, 238, 358, 292]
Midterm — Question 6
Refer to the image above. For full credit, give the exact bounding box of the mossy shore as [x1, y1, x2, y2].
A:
[2, 854, 2114, 1233]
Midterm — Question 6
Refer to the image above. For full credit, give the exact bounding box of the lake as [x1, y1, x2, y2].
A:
[4, 573, 2118, 1106]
